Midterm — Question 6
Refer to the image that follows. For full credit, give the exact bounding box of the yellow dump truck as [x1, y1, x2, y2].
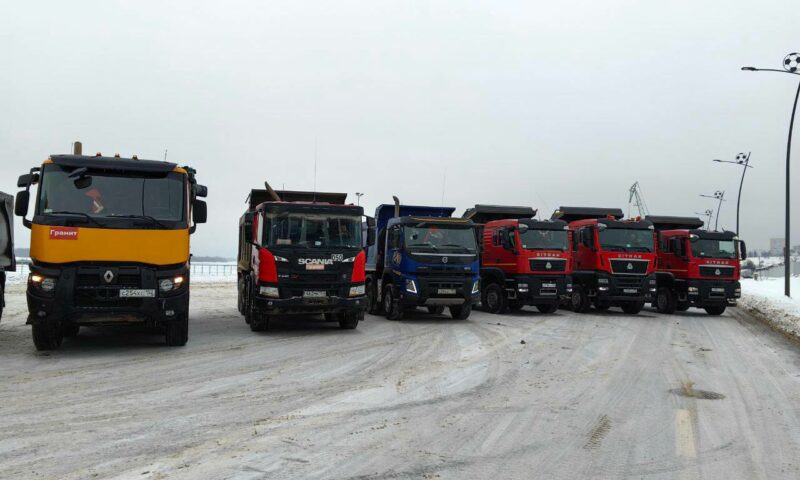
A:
[15, 147, 207, 350]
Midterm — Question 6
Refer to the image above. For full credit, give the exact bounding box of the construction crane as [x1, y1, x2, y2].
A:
[628, 182, 650, 217]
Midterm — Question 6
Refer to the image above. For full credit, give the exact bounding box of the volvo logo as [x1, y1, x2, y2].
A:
[627, 263, 634, 270]
[442, 257, 449, 264]
[545, 262, 552, 270]
[715, 268, 721, 276]
[103, 270, 114, 284]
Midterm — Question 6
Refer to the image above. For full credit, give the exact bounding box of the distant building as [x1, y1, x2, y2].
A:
[769, 238, 785, 256]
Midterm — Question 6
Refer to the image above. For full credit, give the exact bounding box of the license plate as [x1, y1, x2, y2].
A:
[712, 288, 725, 293]
[119, 289, 155, 298]
[542, 283, 556, 288]
[303, 290, 326, 298]
[305, 264, 324, 271]
[623, 288, 638, 294]
[438, 288, 456, 295]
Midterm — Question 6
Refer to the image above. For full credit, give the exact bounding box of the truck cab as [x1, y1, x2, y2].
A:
[552, 207, 657, 314]
[237, 188, 367, 331]
[647, 216, 744, 315]
[0, 192, 14, 322]
[15, 151, 208, 350]
[463, 205, 571, 314]
[365, 201, 480, 320]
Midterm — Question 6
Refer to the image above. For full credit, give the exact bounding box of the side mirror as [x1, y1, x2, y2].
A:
[194, 184, 208, 198]
[14, 191, 29, 217]
[242, 212, 254, 243]
[367, 227, 376, 247]
[581, 228, 593, 248]
[192, 199, 207, 224]
[739, 240, 747, 260]
[17, 174, 31, 188]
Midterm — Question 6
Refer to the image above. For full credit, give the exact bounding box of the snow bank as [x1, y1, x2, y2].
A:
[739, 277, 800, 341]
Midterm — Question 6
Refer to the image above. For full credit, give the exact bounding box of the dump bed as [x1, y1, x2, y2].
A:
[0, 192, 15, 272]
[373, 204, 455, 233]
[551, 206, 624, 222]
[462, 204, 536, 224]
[645, 215, 705, 231]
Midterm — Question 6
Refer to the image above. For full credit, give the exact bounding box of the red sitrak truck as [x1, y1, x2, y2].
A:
[646, 216, 745, 315]
[463, 205, 571, 314]
[552, 207, 657, 314]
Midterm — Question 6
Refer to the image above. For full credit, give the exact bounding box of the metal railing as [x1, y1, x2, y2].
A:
[5, 261, 237, 284]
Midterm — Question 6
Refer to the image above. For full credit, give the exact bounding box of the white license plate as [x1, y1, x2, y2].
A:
[542, 283, 556, 288]
[438, 288, 457, 295]
[623, 288, 638, 294]
[303, 290, 327, 298]
[305, 264, 325, 271]
[119, 289, 155, 298]
[712, 288, 725, 292]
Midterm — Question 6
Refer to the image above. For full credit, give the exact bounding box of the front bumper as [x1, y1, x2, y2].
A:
[26, 263, 190, 326]
[594, 274, 656, 302]
[506, 275, 571, 305]
[253, 293, 366, 315]
[685, 279, 740, 306]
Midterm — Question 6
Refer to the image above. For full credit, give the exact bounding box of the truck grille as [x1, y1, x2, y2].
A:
[609, 259, 649, 275]
[529, 259, 567, 272]
[615, 276, 644, 289]
[699, 266, 735, 278]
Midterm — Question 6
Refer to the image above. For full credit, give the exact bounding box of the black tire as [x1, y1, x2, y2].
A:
[570, 285, 591, 313]
[32, 321, 63, 351]
[449, 304, 472, 320]
[237, 277, 245, 315]
[165, 313, 189, 346]
[535, 303, 558, 314]
[655, 287, 677, 314]
[481, 282, 506, 314]
[62, 323, 80, 338]
[676, 301, 690, 312]
[0, 283, 4, 323]
[243, 277, 252, 324]
[339, 310, 363, 329]
[704, 305, 726, 316]
[367, 278, 382, 315]
[427, 305, 445, 315]
[383, 284, 404, 320]
[620, 301, 645, 315]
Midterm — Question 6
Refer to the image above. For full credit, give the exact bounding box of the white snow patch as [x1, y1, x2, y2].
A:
[739, 277, 800, 340]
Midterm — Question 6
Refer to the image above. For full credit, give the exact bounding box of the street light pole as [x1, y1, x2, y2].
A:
[355, 192, 364, 206]
[700, 191, 725, 231]
[713, 152, 753, 235]
[742, 52, 800, 297]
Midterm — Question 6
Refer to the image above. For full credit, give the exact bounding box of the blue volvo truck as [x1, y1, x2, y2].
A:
[365, 198, 480, 320]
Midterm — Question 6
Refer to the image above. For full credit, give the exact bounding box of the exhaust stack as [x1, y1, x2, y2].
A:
[263, 181, 282, 202]
[392, 196, 400, 218]
[73, 141, 82, 155]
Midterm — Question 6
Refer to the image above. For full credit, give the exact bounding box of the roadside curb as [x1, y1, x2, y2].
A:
[737, 304, 800, 347]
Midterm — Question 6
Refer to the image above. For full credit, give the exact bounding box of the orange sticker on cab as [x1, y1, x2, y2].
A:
[49, 227, 79, 240]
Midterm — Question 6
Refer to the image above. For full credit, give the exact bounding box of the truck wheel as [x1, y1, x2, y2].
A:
[704, 305, 726, 316]
[165, 313, 189, 346]
[449, 304, 472, 320]
[536, 303, 558, 314]
[0, 283, 4, 323]
[32, 320, 63, 351]
[482, 283, 506, 314]
[620, 301, 645, 314]
[383, 284, 404, 321]
[237, 277, 245, 315]
[655, 287, 677, 314]
[676, 301, 690, 312]
[62, 323, 80, 338]
[339, 310, 362, 329]
[570, 285, 591, 313]
[367, 279, 383, 315]
[427, 305, 445, 315]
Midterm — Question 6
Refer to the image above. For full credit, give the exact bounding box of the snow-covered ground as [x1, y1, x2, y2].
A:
[739, 277, 800, 340]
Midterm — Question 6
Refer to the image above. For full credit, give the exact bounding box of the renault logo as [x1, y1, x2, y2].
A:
[715, 268, 721, 276]
[627, 263, 634, 270]
[442, 257, 449, 264]
[545, 262, 552, 270]
[103, 270, 114, 283]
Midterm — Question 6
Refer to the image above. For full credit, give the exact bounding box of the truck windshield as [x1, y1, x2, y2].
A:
[691, 239, 736, 259]
[265, 213, 362, 248]
[598, 228, 654, 252]
[521, 229, 568, 251]
[37, 164, 185, 224]
[405, 226, 476, 253]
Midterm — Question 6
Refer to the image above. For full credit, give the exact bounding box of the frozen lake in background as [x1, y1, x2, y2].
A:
[5, 259, 237, 284]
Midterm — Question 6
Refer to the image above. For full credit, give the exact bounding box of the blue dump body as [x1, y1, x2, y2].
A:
[365, 203, 481, 319]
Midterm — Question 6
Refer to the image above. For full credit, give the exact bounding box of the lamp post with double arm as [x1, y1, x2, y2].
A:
[712, 152, 753, 236]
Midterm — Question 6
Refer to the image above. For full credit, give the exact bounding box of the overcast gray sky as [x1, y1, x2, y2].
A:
[2, 0, 798, 256]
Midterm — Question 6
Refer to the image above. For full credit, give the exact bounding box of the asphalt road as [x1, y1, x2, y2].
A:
[1, 283, 799, 480]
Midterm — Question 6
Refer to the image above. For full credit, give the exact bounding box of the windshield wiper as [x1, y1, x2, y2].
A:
[408, 243, 438, 250]
[440, 244, 474, 253]
[603, 245, 627, 252]
[108, 214, 168, 229]
[47, 211, 103, 227]
[629, 247, 652, 252]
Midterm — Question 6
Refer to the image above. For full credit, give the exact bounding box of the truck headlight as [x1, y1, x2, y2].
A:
[472, 281, 480, 294]
[405, 279, 418, 294]
[349, 284, 366, 297]
[259, 286, 280, 298]
[274, 255, 289, 263]
[598, 286, 609, 291]
[649, 279, 656, 286]
[30, 274, 56, 292]
[159, 276, 185, 293]
[41, 278, 56, 292]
